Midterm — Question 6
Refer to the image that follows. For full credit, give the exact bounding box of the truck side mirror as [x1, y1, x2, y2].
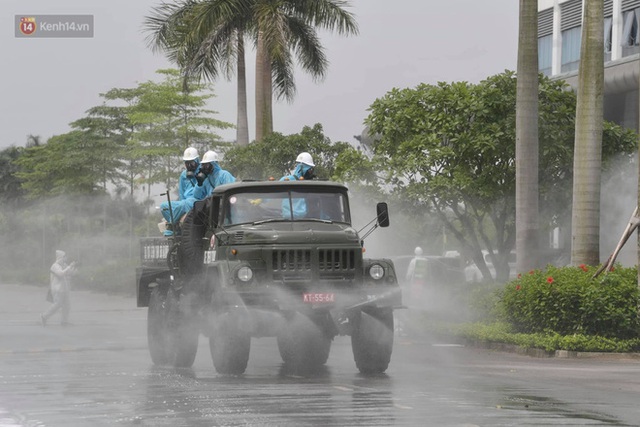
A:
[376, 202, 390, 227]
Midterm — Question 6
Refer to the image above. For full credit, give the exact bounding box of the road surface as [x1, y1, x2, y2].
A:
[1, 284, 639, 426]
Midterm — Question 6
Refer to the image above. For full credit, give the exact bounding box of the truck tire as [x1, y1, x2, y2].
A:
[147, 286, 171, 365]
[351, 309, 394, 374]
[209, 312, 251, 374]
[277, 313, 331, 370]
[167, 289, 199, 368]
[178, 205, 207, 274]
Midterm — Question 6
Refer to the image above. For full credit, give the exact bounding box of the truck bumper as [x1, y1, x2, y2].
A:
[210, 285, 403, 337]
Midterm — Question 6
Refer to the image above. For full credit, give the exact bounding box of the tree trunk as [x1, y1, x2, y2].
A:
[571, 0, 604, 266]
[254, 31, 273, 142]
[637, 21, 640, 289]
[262, 55, 273, 138]
[255, 33, 265, 142]
[236, 35, 249, 146]
[515, 0, 540, 274]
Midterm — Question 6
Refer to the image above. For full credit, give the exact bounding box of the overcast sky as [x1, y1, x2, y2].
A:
[2, 0, 519, 149]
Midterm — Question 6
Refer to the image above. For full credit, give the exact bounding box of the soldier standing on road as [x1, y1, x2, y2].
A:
[41, 250, 77, 327]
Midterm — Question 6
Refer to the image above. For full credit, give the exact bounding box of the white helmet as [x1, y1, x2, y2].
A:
[183, 147, 199, 161]
[414, 246, 423, 256]
[296, 152, 315, 167]
[201, 150, 220, 164]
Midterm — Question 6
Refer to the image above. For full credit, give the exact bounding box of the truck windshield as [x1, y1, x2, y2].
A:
[223, 190, 349, 225]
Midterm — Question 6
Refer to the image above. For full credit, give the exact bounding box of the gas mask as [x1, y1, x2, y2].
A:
[302, 167, 315, 180]
[185, 160, 198, 178]
[200, 162, 213, 176]
[196, 162, 213, 184]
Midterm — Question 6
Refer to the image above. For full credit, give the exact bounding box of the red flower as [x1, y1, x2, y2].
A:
[579, 264, 588, 272]
[517, 273, 522, 279]
[546, 277, 554, 284]
[516, 285, 521, 291]
[529, 270, 535, 275]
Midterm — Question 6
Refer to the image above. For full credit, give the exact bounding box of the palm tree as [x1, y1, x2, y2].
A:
[145, 0, 358, 144]
[515, 0, 539, 274]
[252, 0, 358, 141]
[145, 0, 252, 145]
[571, 0, 603, 266]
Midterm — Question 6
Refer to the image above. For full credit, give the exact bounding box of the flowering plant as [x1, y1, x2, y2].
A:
[498, 264, 639, 338]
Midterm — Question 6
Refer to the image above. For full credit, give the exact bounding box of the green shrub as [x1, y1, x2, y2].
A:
[449, 321, 640, 352]
[466, 282, 505, 322]
[499, 264, 640, 339]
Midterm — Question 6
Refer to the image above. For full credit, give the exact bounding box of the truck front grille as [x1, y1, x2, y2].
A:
[318, 248, 357, 279]
[319, 249, 356, 271]
[273, 249, 312, 271]
[271, 248, 357, 281]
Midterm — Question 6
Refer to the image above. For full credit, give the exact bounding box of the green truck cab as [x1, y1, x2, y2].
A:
[137, 180, 402, 374]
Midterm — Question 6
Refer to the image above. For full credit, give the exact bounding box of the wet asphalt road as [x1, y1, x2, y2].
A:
[1, 284, 640, 426]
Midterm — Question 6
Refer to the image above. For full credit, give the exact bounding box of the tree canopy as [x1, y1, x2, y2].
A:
[144, 0, 358, 143]
[223, 123, 355, 180]
[14, 69, 233, 200]
[361, 71, 637, 282]
[0, 145, 28, 207]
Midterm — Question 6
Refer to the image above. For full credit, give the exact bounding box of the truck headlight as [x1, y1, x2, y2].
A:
[237, 266, 253, 282]
[369, 264, 385, 280]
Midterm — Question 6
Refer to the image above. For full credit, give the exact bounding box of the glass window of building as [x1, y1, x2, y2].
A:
[604, 16, 612, 62]
[538, 35, 552, 76]
[561, 26, 581, 73]
[604, 17, 613, 50]
[622, 8, 640, 56]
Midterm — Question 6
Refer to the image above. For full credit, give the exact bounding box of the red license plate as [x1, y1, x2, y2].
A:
[303, 293, 335, 304]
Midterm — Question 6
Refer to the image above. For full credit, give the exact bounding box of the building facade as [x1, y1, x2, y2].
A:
[539, 0, 639, 265]
[539, 0, 640, 131]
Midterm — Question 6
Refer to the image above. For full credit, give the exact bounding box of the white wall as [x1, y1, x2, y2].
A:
[539, 0, 573, 12]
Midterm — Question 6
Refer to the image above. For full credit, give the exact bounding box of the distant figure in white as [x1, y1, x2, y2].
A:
[41, 250, 77, 327]
[405, 246, 425, 285]
[396, 246, 426, 336]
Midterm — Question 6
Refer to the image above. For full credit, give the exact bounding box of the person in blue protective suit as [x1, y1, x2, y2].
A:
[280, 152, 315, 219]
[178, 146, 200, 200]
[159, 147, 201, 236]
[193, 150, 236, 200]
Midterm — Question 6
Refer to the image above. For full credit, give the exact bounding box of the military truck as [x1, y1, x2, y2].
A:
[136, 180, 402, 374]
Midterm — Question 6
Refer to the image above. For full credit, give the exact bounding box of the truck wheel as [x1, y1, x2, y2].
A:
[167, 289, 199, 368]
[209, 312, 250, 374]
[179, 207, 207, 274]
[277, 313, 332, 370]
[147, 286, 171, 365]
[351, 309, 394, 374]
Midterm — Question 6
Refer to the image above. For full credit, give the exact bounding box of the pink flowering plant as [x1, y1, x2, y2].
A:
[499, 264, 639, 338]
